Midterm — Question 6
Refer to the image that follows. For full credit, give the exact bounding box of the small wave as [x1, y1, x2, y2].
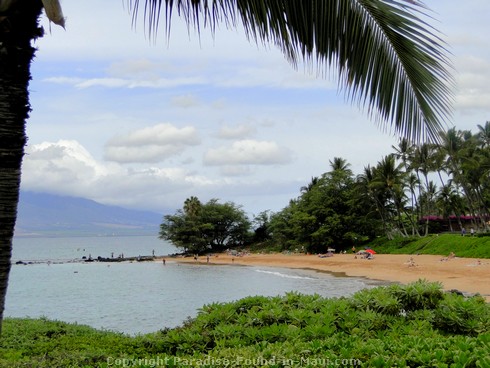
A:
[255, 269, 315, 280]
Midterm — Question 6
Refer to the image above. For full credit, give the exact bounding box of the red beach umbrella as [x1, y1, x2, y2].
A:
[365, 249, 376, 254]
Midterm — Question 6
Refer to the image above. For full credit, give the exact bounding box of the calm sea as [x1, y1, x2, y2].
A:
[5, 236, 379, 335]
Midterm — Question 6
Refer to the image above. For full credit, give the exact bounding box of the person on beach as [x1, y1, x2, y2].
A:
[352, 246, 356, 253]
[162, 258, 166, 265]
[406, 257, 416, 267]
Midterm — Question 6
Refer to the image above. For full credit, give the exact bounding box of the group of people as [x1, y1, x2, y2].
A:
[461, 227, 475, 236]
[352, 246, 375, 259]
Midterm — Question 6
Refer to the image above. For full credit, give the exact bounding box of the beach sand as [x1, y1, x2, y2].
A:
[172, 253, 490, 301]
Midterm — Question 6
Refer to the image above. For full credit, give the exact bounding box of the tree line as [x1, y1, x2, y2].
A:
[161, 123, 490, 254]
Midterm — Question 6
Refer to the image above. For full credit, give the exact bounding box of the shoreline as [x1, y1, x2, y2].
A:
[169, 253, 490, 301]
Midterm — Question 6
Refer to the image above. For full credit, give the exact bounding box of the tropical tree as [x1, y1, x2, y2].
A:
[436, 184, 463, 232]
[0, 0, 453, 332]
[412, 144, 437, 235]
[392, 138, 414, 173]
[252, 210, 273, 243]
[370, 155, 407, 237]
[160, 198, 251, 253]
[404, 172, 421, 236]
[271, 159, 380, 252]
[329, 157, 352, 174]
[183, 196, 202, 218]
[384, 123, 490, 234]
[159, 209, 210, 253]
[476, 121, 490, 148]
[300, 176, 320, 194]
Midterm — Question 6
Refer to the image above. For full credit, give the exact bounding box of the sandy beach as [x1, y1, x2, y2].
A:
[172, 253, 490, 301]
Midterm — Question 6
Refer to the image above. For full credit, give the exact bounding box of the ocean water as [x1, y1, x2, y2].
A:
[5, 236, 379, 335]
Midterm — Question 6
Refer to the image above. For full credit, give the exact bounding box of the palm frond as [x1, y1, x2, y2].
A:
[128, 0, 454, 143]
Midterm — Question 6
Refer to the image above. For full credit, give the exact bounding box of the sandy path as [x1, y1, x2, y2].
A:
[169, 253, 490, 300]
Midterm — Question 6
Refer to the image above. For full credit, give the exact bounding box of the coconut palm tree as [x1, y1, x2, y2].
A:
[436, 183, 463, 232]
[411, 143, 439, 235]
[183, 196, 202, 218]
[300, 176, 320, 193]
[476, 121, 490, 148]
[0, 0, 454, 332]
[392, 138, 415, 173]
[404, 172, 421, 236]
[329, 157, 352, 174]
[371, 155, 407, 237]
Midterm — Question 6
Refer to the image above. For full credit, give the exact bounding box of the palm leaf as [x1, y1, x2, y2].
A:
[128, 0, 453, 142]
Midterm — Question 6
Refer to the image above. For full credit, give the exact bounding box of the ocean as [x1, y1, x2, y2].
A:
[5, 236, 380, 335]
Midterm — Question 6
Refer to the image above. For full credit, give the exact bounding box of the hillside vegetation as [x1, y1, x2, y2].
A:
[370, 234, 490, 259]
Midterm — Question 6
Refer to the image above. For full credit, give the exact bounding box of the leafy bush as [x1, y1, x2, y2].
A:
[434, 294, 490, 335]
[388, 279, 445, 311]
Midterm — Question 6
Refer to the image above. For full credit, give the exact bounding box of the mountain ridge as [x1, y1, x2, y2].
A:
[15, 191, 164, 237]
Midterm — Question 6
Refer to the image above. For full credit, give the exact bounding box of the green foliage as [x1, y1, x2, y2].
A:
[0, 317, 144, 367]
[160, 197, 251, 253]
[269, 160, 380, 252]
[434, 294, 490, 335]
[2, 281, 489, 367]
[371, 234, 490, 258]
[251, 210, 273, 243]
[388, 279, 445, 311]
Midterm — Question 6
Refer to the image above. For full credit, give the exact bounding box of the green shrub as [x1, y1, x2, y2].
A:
[350, 287, 401, 315]
[434, 294, 490, 335]
[388, 279, 444, 311]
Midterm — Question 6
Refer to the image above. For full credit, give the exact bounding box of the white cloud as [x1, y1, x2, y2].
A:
[43, 61, 332, 91]
[43, 76, 85, 85]
[217, 124, 256, 139]
[216, 64, 336, 90]
[220, 166, 253, 177]
[105, 123, 201, 163]
[25, 140, 107, 176]
[22, 140, 209, 211]
[108, 59, 169, 79]
[203, 140, 292, 166]
[105, 145, 187, 164]
[454, 56, 490, 111]
[23, 140, 119, 197]
[170, 94, 201, 108]
[45, 76, 206, 89]
[21, 139, 299, 212]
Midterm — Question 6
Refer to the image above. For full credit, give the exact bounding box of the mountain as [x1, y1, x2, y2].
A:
[15, 191, 164, 237]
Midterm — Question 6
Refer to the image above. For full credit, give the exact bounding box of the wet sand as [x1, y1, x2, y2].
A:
[172, 253, 490, 300]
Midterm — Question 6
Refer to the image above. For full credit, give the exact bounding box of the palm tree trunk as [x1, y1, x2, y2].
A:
[475, 186, 490, 231]
[0, 1, 44, 335]
[403, 207, 420, 237]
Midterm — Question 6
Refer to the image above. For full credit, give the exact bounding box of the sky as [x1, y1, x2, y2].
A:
[21, 0, 490, 217]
